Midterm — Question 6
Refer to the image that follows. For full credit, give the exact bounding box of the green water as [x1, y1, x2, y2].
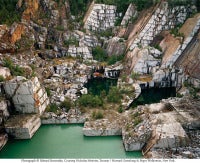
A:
[85, 78, 118, 96]
[0, 124, 142, 158]
[131, 87, 176, 108]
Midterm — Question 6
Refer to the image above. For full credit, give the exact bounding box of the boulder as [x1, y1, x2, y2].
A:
[3, 76, 49, 115]
[0, 67, 11, 79]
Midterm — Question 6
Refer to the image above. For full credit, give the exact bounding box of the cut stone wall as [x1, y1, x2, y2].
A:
[129, 2, 191, 49]
[84, 4, 117, 31]
[4, 114, 41, 139]
[3, 76, 49, 115]
[67, 46, 93, 60]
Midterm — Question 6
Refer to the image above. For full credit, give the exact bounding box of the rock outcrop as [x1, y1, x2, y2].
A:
[9, 23, 25, 44]
[5, 114, 41, 139]
[3, 76, 49, 115]
[121, 3, 137, 26]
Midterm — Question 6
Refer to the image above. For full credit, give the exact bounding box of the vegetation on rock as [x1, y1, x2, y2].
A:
[0, 0, 22, 25]
[2, 58, 25, 77]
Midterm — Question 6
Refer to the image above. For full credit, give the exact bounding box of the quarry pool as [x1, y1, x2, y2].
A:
[0, 124, 142, 158]
[85, 78, 118, 95]
[131, 87, 176, 108]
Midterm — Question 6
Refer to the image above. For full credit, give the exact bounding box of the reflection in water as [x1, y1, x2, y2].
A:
[131, 87, 176, 108]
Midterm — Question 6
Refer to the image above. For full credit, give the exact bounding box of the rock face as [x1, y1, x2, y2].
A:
[4, 114, 41, 139]
[9, 23, 25, 44]
[3, 76, 49, 115]
[84, 4, 117, 31]
[153, 123, 189, 149]
[122, 119, 152, 151]
[129, 2, 190, 49]
[121, 3, 137, 26]
[21, 0, 39, 22]
[0, 100, 10, 124]
[0, 133, 8, 151]
[106, 37, 126, 56]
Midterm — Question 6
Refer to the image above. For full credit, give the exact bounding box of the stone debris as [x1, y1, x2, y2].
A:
[3, 76, 49, 115]
[41, 109, 86, 124]
[84, 4, 117, 31]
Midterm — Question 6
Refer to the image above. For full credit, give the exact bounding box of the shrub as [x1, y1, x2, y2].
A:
[92, 110, 104, 119]
[45, 87, 51, 97]
[46, 103, 59, 113]
[107, 54, 124, 65]
[133, 117, 142, 126]
[130, 72, 140, 81]
[60, 97, 72, 112]
[0, 75, 5, 82]
[92, 46, 108, 62]
[64, 37, 79, 47]
[2, 58, 25, 77]
[0, 0, 22, 25]
[153, 44, 162, 52]
[107, 86, 122, 103]
[78, 94, 103, 107]
[118, 106, 123, 113]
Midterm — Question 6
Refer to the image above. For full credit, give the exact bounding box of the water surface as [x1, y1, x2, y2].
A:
[0, 124, 142, 158]
[131, 87, 176, 108]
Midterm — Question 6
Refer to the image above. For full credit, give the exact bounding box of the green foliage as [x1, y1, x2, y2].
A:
[95, 0, 154, 13]
[46, 103, 59, 113]
[176, 93, 183, 98]
[0, 0, 22, 25]
[77, 94, 103, 107]
[92, 46, 124, 64]
[107, 86, 122, 103]
[197, 0, 200, 12]
[107, 54, 124, 65]
[92, 46, 108, 62]
[133, 116, 143, 126]
[60, 97, 72, 112]
[129, 0, 154, 11]
[168, 0, 193, 7]
[97, 28, 114, 38]
[2, 58, 25, 77]
[92, 110, 104, 119]
[130, 72, 140, 81]
[69, 0, 92, 16]
[55, 25, 65, 31]
[170, 27, 184, 38]
[64, 37, 79, 47]
[45, 87, 51, 97]
[118, 106, 123, 113]
[153, 44, 162, 52]
[0, 75, 5, 82]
